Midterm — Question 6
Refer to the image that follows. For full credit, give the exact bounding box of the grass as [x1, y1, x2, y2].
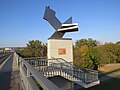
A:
[99, 68, 120, 78]
[107, 68, 120, 74]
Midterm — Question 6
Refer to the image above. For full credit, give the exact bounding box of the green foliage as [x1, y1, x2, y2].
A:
[75, 38, 99, 47]
[74, 38, 120, 70]
[80, 46, 100, 70]
[75, 39, 88, 47]
[74, 38, 100, 70]
[73, 46, 81, 67]
[96, 42, 120, 66]
[16, 40, 47, 57]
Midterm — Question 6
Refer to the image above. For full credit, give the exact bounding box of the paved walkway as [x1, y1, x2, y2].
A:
[99, 63, 120, 72]
[100, 70, 120, 82]
[0, 53, 23, 90]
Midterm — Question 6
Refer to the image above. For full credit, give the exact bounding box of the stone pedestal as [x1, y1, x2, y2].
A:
[48, 38, 73, 62]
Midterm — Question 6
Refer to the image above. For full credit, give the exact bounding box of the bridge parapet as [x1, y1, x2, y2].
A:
[14, 53, 61, 90]
[24, 57, 100, 88]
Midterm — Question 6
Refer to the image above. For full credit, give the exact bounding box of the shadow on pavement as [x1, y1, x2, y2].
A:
[0, 53, 13, 90]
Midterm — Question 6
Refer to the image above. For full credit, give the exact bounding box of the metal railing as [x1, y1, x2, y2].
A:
[0, 52, 11, 65]
[14, 53, 61, 90]
[24, 57, 100, 88]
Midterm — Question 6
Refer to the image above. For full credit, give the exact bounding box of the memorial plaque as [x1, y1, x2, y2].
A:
[58, 48, 66, 55]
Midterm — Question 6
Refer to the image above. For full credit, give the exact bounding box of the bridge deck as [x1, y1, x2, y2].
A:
[0, 53, 22, 90]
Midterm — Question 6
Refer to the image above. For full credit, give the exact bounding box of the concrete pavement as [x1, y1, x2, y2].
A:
[0, 53, 23, 90]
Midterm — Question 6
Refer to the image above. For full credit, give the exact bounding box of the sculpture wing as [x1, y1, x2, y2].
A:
[63, 17, 72, 24]
[43, 6, 78, 39]
[43, 6, 61, 30]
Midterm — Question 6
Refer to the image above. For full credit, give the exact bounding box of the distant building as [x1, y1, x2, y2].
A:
[5, 48, 12, 51]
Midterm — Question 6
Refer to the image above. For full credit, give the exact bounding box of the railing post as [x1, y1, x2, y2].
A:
[19, 57, 23, 72]
[27, 68, 30, 77]
[27, 68, 31, 90]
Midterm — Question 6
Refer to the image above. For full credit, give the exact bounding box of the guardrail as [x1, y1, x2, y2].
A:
[14, 53, 61, 90]
[24, 57, 100, 88]
[0, 52, 11, 65]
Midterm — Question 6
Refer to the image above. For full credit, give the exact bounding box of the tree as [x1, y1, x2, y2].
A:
[73, 46, 81, 67]
[116, 41, 120, 44]
[114, 43, 120, 63]
[96, 45, 109, 66]
[88, 47, 100, 70]
[75, 39, 88, 47]
[74, 38, 100, 70]
[79, 44, 89, 68]
[96, 42, 120, 66]
[104, 43, 118, 63]
[79, 46, 100, 70]
[26, 40, 42, 57]
[87, 38, 99, 47]
[16, 40, 47, 57]
[75, 38, 99, 47]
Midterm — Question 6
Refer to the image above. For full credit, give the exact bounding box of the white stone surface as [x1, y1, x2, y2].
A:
[48, 39, 73, 62]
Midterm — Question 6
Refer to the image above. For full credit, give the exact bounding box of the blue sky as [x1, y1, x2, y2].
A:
[0, 0, 120, 47]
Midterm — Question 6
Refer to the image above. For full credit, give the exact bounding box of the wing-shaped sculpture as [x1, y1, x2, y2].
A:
[43, 6, 78, 39]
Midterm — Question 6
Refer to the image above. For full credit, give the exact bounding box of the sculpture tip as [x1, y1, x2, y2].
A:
[46, 6, 50, 8]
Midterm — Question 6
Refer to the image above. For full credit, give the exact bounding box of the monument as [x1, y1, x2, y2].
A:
[43, 6, 78, 62]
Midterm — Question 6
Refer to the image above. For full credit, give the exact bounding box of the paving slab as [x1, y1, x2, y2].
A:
[0, 53, 23, 90]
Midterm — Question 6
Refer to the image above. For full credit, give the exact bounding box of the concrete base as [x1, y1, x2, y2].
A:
[48, 39, 73, 62]
[75, 80, 100, 88]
